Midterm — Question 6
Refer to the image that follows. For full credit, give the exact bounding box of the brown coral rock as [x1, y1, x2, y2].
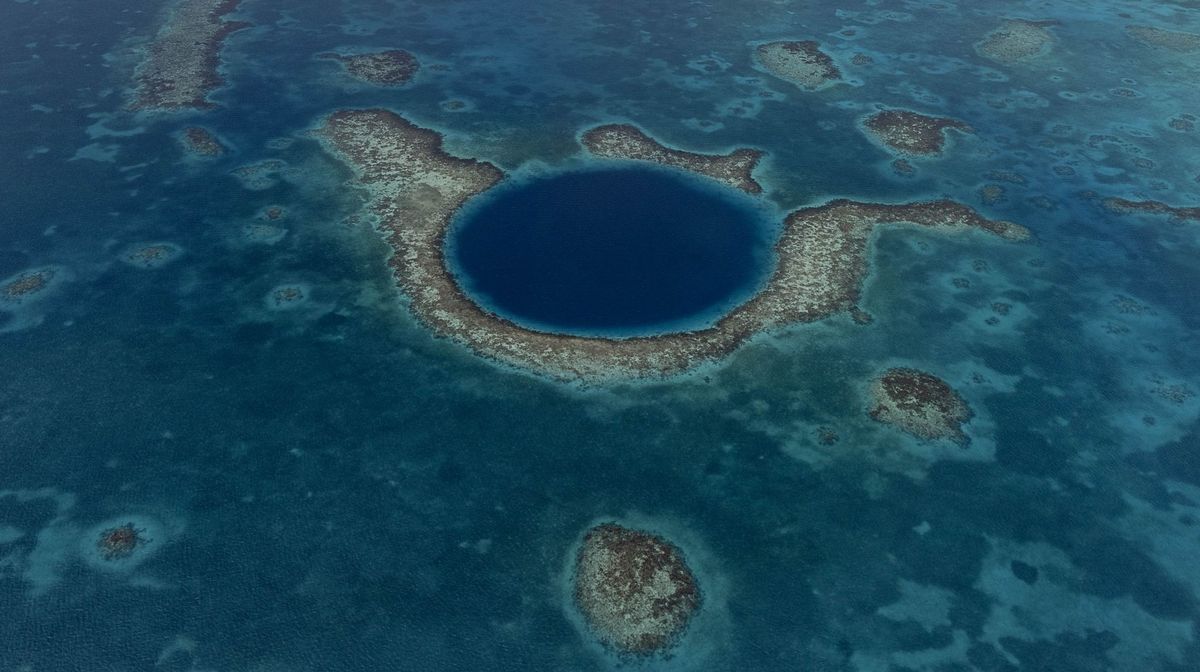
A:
[870, 368, 972, 443]
[572, 523, 701, 655]
[130, 0, 250, 110]
[863, 109, 973, 157]
[317, 49, 420, 86]
[580, 124, 763, 193]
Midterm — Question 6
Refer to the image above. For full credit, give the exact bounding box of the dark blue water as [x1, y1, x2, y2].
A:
[448, 168, 773, 335]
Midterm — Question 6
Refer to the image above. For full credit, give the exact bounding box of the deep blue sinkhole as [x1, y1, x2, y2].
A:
[447, 167, 774, 336]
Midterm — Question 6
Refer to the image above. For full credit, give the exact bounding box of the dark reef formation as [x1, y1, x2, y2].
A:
[869, 368, 972, 443]
[581, 124, 763, 193]
[572, 523, 701, 655]
[862, 109, 973, 157]
[317, 49, 420, 86]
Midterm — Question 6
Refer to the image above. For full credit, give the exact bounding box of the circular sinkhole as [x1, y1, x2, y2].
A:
[446, 167, 776, 337]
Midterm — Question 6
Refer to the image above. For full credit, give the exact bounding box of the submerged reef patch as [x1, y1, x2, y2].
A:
[120, 242, 183, 269]
[754, 40, 842, 90]
[580, 124, 763, 193]
[862, 109, 973, 157]
[571, 523, 701, 656]
[1102, 197, 1200, 222]
[317, 109, 1028, 382]
[179, 126, 227, 157]
[317, 49, 420, 86]
[130, 0, 250, 111]
[1, 267, 58, 306]
[869, 368, 972, 443]
[1127, 25, 1200, 53]
[976, 19, 1057, 64]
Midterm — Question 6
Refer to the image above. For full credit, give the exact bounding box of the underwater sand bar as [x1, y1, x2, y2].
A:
[317, 109, 1029, 382]
[130, 0, 250, 110]
[581, 124, 764, 194]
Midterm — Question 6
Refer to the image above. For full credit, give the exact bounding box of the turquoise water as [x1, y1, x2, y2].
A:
[448, 167, 773, 336]
[1, 0, 1199, 670]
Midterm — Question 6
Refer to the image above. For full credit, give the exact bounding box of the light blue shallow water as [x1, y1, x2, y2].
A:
[1, 1, 1199, 671]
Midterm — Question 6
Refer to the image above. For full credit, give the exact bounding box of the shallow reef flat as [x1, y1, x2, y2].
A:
[317, 109, 1029, 383]
[130, 0, 249, 111]
[317, 49, 420, 86]
[861, 109, 973, 157]
[975, 19, 1058, 64]
[581, 124, 763, 194]
[1126, 24, 1200, 52]
[753, 40, 842, 90]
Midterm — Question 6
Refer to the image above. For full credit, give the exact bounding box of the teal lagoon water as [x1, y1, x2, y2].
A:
[1, 0, 1199, 671]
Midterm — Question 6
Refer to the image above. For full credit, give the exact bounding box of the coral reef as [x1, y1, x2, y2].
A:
[317, 49, 420, 86]
[572, 523, 700, 655]
[754, 40, 842, 90]
[581, 124, 763, 193]
[130, 0, 250, 110]
[862, 109, 973, 156]
[317, 109, 1029, 382]
[870, 368, 972, 443]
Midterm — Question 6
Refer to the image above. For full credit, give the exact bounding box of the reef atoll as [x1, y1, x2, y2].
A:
[754, 40, 842, 90]
[869, 368, 972, 443]
[317, 49, 420, 86]
[130, 0, 249, 111]
[862, 109, 973, 157]
[976, 19, 1057, 64]
[317, 108, 1029, 382]
[581, 124, 763, 193]
[1127, 25, 1200, 53]
[572, 523, 701, 656]
[1102, 197, 1200, 222]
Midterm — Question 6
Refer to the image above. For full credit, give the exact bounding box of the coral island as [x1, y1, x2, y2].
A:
[317, 49, 420, 86]
[130, 0, 250, 111]
[862, 109, 973, 157]
[869, 368, 972, 443]
[572, 523, 701, 655]
[317, 109, 1029, 382]
[976, 19, 1057, 64]
[754, 40, 842, 90]
[581, 124, 763, 193]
